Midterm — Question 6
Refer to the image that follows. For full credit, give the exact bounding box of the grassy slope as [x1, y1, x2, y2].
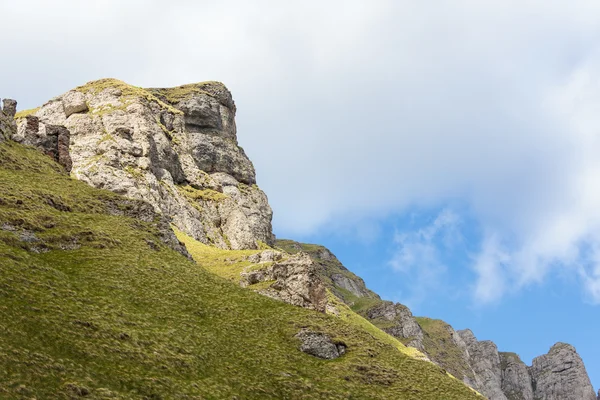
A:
[0, 141, 480, 399]
[415, 318, 475, 384]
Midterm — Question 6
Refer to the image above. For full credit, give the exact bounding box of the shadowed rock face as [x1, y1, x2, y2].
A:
[458, 330, 507, 400]
[15, 79, 274, 250]
[499, 352, 534, 400]
[530, 343, 596, 400]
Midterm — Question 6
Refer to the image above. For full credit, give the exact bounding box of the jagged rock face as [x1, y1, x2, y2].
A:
[0, 98, 17, 141]
[530, 343, 596, 400]
[499, 352, 534, 400]
[458, 329, 507, 400]
[240, 252, 328, 312]
[16, 118, 73, 172]
[275, 239, 379, 302]
[15, 79, 274, 250]
[366, 301, 425, 350]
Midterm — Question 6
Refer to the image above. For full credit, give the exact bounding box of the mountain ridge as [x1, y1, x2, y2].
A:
[1, 78, 597, 399]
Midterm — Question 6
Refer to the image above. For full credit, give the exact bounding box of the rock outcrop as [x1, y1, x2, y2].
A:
[240, 252, 328, 312]
[0, 98, 17, 141]
[530, 343, 596, 400]
[459, 329, 507, 400]
[15, 118, 73, 172]
[15, 79, 274, 250]
[295, 329, 346, 360]
[499, 352, 534, 400]
[275, 239, 379, 302]
[366, 301, 425, 350]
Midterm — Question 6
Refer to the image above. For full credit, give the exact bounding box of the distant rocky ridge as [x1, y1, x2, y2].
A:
[13, 79, 274, 250]
[274, 240, 596, 400]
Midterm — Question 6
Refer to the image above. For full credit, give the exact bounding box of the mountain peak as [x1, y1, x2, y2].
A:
[13, 79, 273, 250]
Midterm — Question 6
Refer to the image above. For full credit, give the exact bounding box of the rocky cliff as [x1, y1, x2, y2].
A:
[530, 343, 596, 400]
[14, 79, 274, 250]
[5, 80, 596, 400]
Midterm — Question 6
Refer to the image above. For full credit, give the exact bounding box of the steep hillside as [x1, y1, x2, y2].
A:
[3, 78, 596, 400]
[0, 141, 481, 399]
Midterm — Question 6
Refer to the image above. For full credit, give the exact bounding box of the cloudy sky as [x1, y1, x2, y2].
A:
[2, 0, 599, 389]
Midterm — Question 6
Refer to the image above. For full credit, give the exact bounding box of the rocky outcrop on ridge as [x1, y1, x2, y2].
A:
[530, 342, 596, 400]
[274, 240, 597, 400]
[16, 116, 73, 172]
[0, 98, 17, 141]
[499, 352, 534, 400]
[275, 239, 379, 302]
[459, 329, 507, 400]
[240, 252, 328, 312]
[366, 301, 425, 350]
[14, 79, 274, 250]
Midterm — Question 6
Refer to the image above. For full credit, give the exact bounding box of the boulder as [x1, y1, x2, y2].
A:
[295, 330, 346, 360]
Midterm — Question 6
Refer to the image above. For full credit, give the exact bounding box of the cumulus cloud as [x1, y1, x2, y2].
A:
[3, 1, 600, 303]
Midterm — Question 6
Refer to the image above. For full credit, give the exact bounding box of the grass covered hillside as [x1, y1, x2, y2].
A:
[0, 141, 480, 399]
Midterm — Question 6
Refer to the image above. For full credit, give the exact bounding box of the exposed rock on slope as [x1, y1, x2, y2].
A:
[240, 252, 328, 312]
[0, 98, 17, 141]
[15, 79, 274, 250]
[499, 352, 534, 400]
[276, 239, 379, 302]
[530, 342, 596, 400]
[459, 329, 507, 400]
[366, 301, 425, 350]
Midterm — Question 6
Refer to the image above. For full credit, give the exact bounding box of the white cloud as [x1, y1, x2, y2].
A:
[3, 1, 600, 303]
[389, 209, 461, 307]
[471, 233, 510, 304]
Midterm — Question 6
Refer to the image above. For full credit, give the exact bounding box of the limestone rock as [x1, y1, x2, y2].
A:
[458, 330, 507, 400]
[499, 352, 534, 400]
[295, 330, 346, 360]
[62, 90, 88, 117]
[366, 301, 425, 350]
[275, 239, 379, 302]
[16, 79, 274, 250]
[246, 249, 284, 263]
[530, 343, 596, 400]
[240, 252, 327, 312]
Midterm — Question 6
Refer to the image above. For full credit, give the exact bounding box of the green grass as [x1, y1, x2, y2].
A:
[0, 141, 481, 399]
[176, 184, 228, 203]
[145, 82, 222, 105]
[14, 107, 40, 119]
[76, 78, 183, 116]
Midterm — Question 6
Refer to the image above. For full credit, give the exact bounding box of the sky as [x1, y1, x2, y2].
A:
[1, 0, 599, 390]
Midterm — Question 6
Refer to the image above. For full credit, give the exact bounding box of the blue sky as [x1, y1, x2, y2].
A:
[2, 0, 599, 391]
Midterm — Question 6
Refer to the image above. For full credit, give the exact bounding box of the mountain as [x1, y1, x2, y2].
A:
[1, 79, 596, 399]
[269, 240, 597, 400]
